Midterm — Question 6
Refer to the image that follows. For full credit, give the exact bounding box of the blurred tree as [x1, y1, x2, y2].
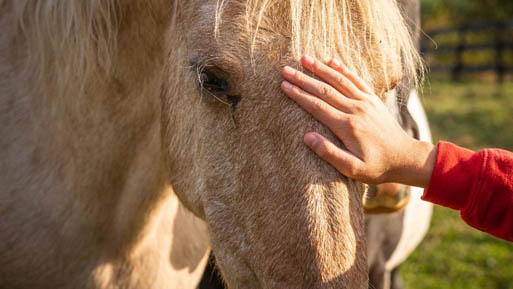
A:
[421, 0, 513, 27]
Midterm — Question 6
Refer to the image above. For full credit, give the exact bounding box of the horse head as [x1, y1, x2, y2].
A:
[162, 1, 421, 288]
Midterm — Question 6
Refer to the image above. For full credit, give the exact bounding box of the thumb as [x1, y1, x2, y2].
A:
[304, 132, 362, 179]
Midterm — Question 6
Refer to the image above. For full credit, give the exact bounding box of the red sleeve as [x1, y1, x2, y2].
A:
[422, 141, 513, 242]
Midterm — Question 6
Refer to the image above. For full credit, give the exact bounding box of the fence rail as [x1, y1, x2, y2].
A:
[421, 20, 513, 82]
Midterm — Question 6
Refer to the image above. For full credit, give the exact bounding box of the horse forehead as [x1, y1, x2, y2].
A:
[190, 0, 286, 29]
[187, 1, 289, 60]
[192, 0, 244, 19]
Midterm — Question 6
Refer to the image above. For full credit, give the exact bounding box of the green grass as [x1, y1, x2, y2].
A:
[401, 79, 513, 289]
[421, 79, 513, 150]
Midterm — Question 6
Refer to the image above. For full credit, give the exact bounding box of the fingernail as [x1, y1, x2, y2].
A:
[281, 80, 293, 92]
[331, 59, 342, 67]
[304, 133, 318, 148]
[282, 66, 296, 77]
[303, 55, 314, 66]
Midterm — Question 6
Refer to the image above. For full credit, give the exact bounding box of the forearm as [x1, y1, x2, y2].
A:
[387, 140, 437, 188]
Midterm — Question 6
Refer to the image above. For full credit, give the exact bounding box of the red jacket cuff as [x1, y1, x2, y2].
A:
[422, 141, 483, 210]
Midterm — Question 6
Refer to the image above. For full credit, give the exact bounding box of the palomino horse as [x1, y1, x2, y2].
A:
[0, 1, 422, 288]
[200, 1, 433, 289]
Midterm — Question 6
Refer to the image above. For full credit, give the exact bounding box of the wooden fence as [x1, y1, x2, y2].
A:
[421, 20, 513, 82]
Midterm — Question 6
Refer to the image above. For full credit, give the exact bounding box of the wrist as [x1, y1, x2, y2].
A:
[388, 139, 437, 188]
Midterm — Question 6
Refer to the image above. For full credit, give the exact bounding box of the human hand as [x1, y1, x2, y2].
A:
[280, 56, 436, 187]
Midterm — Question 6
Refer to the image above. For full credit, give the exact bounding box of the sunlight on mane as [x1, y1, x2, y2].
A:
[217, 0, 424, 93]
[10, 0, 423, 98]
[8, 0, 119, 97]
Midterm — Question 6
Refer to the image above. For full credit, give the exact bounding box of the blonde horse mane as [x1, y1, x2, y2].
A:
[222, 0, 423, 93]
[10, 0, 422, 98]
[6, 0, 119, 97]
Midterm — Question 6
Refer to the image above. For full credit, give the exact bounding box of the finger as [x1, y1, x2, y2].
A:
[281, 81, 345, 128]
[328, 59, 374, 95]
[304, 132, 363, 179]
[281, 66, 355, 112]
[300, 55, 365, 101]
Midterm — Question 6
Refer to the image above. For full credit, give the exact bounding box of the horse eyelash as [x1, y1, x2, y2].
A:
[191, 60, 231, 106]
[195, 63, 242, 108]
[190, 59, 241, 127]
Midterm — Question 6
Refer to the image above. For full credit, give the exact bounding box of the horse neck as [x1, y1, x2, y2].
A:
[0, 0, 172, 255]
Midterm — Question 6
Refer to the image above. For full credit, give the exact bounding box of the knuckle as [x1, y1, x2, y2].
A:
[337, 63, 346, 73]
[359, 102, 371, 112]
[290, 85, 301, 95]
[353, 102, 364, 113]
[353, 102, 370, 114]
[333, 113, 347, 124]
[315, 141, 329, 157]
[312, 59, 322, 72]
[291, 70, 307, 86]
[293, 70, 304, 83]
[338, 76, 350, 88]
[335, 75, 345, 87]
[346, 163, 361, 178]
[319, 85, 332, 98]
[310, 99, 326, 114]
[361, 92, 373, 102]
[346, 117, 358, 133]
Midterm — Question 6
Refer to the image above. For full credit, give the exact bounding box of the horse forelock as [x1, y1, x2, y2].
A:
[213, 0, 424, 94]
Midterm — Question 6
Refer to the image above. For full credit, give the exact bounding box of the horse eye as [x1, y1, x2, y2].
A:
[195, 67, 241, 109]
[199, 70, 230, 94]
[189, 58, 241, 112]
